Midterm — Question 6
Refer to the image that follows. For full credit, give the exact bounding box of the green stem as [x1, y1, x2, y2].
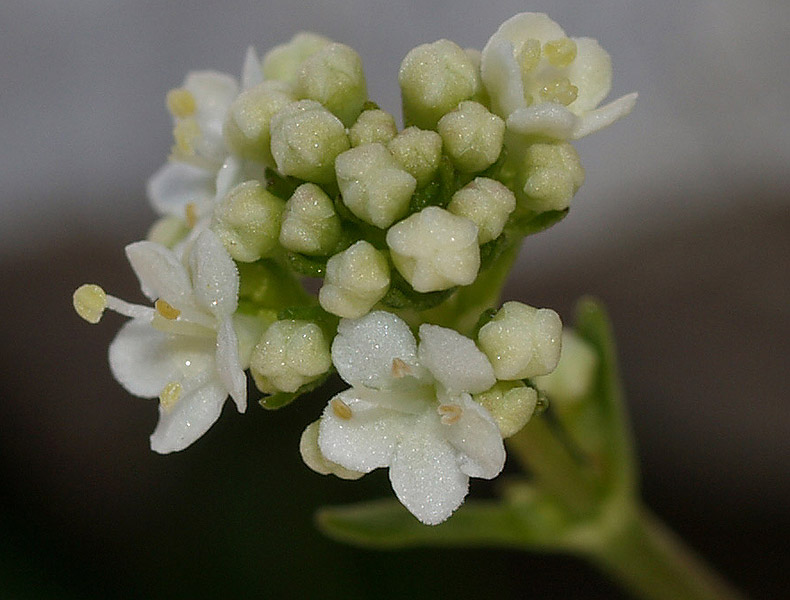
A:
[590, 507, 748, 600]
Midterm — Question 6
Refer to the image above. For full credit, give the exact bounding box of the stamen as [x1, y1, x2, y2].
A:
[166, 88, 197, 118]
[172, 118, 200, 158]
[437, 403, 463, 425]
[73, 284, 107, 324]
[543, 38, 577, 68]
[517, 39, 542, 73]
[331, 398, 353, 420]
[539, 77, 579, 106]
[185, 202, 199, 228]
[391, 358, 412, 378]
[155, 299, 181, 320]
[159, 381, 183, 413]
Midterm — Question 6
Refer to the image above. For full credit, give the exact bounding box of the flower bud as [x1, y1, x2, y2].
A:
[534, 330, 598, 406]
[474, 381, 538, 438]
[387, 127, 443, 188]
[335, 143, 416, 228]
[262, 32, 332, 85]
[212, 180, 285, 262]
[296, 43, 368, 127]
[447, 177, 515, 243]
[319, 241, 390, 318]
[223, 81, 295, 167]
[270, 100, 350, 184]
[399, 39, 481, 130]
[518, 142, 585, 212]
[279, 183, 342, 255]
[299, 421, 364, 480]
[349, 109, 398, 147]
[477, 301, 562, 380]
[437, 101, 504, 173]
[250, 320, 332, 394]
[386, 206, 479, 293]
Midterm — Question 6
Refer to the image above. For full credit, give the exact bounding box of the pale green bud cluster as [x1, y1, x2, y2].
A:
[279, 183, 342, 255]
[474, 381, 538, 438]
[437, 101, 505, 173]
[447, 177, 515, 243]
[517, 142, 585, 212]
[319, 240, 390, 318]
[349, 109, 398, 147]
[534, 329, 598, 405]
[387, 127, 443, 188]
[213, 181, 284, 262]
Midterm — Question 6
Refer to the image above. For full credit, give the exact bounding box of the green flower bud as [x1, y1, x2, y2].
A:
[349, 109, 398, 147]
[387, 126, 443, 188]
[335, 143, 416, 228]
[447, 177, 516, 243]
[279, 183, 342, 255]
[270, 100, 350, 184]
[474, 381, 538, 438]
[250, 319, 332, 394]
[299, 421, 364, 480]
[437, 100, 505, 173]
[223, 81, 295, 167]
[147, 215, 189, 248]
[518, 142, 585, 212]
[386, 206, 479, 293]
[399, 39, 481, 130]
[296, 42, 368, 127]
[478, 301, 562, 380]
[319, 240, 390, 318]
[212, 180, 285, 262]
[534, 330, 598, 406]
[262, 32, 332, 85]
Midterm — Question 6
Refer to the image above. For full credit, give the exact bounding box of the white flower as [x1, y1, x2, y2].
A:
[312, 311, 504, 525]
[75, 230, 250, 453]
[481, 12, 637, 140]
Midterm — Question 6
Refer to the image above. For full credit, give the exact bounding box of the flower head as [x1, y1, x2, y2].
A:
[309, 311, 504, 525]
[481, 12, 637, 140]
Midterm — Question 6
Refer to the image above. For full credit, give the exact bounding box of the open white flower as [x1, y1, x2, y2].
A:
[75, 230, 250, 453]
[312, 311, 504, 525]
[481, 12, 637, 140]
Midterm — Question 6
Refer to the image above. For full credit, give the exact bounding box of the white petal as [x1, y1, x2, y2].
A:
[570, 92, 638, 139]
[189, 230, 239, 317]
[147, 162, 215, 218]
[480, 37, 526, 119]
[108, 319, 179, 397]
[149, 379, 227, 453]
[494, 12, 566, 47]
[214, 156, 243, 201]
[444, 394, 506, 479]
[317, 389, 410, 473]
[183, 71, 239, 164]
[506, 103, 577, 140]
[418, 324, 495, 395]
[567, 37, 612, 113]
[125, 240, 192, 304]
[215, 316, 246, 412]
[389, 414, 468, 525]
[241, 46, 263, 90]
[331, 311, 418, 389]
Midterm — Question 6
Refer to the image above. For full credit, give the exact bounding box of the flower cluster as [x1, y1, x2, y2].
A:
[74, 13, 633, 524]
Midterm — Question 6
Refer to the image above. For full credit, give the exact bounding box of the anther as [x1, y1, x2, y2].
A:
[543, 38, 577, 68]
[391, 358, 412, 378]
[73, 284, 108, 324]
[517, 39, 542, 73]
[539, 77, 579, 106]
[185, 202, 199, 228]
[155, 299, 181, 320]
[331, 398, 353, 420]
[166, 88, 197, 119]
[437, 403, 463, 425]
[159, 381, 183, 412]
[172, 118, 200, 157]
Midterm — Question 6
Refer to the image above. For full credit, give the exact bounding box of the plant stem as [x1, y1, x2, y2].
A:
[590, 507, 748, 600]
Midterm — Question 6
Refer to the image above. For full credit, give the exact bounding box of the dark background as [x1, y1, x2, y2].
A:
[1, 186, 787, 598]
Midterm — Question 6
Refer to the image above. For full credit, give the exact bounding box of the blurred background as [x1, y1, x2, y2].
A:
[1, 0, 787, 597]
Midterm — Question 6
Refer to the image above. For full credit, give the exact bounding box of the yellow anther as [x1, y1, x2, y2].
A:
[391, 358, 412, 378]
[539, 77, 579, 106]
[155, 299, 181, 320]
[543, 38, 577, 68]
[172, 118, 200, 157]
[166, 88, 197, 118]
[331, 398, 353, 420]
[437, 403, 463, 425]
[185, 202, 199, 228]
[73, 284, 108, 324]
[159, 381, 183, 413]
[517, 39, 542, 73]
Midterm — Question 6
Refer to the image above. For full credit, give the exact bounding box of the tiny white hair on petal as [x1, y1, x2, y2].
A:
[189, 230, 239, 318]
[215, 316, 247, 412]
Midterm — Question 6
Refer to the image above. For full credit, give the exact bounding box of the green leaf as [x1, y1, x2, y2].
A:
[380, 268, 456, 311]
[316, 499, 536, 550]
[507, 207, 568, 239]
[286, 252, 328, 278]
